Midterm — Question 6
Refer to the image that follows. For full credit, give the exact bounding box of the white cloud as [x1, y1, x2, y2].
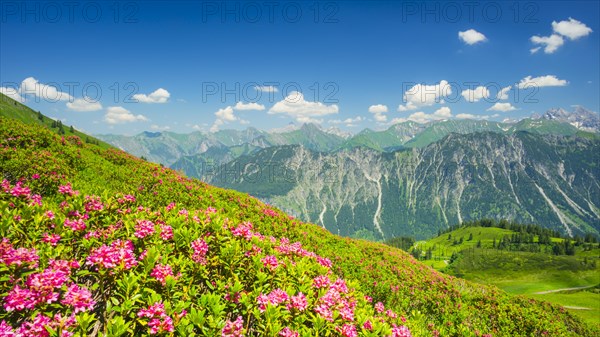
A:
[329, 116, 364, 126]
[461, 86, 490, 103]
[150, 124, 171, 131]
[66, 97, 103, 112]
[404, 106, 452, 124]
[268, 91, 338, 123]
[458, 29, 487, 45]
[210, 119, 224, 132]
[456, 113, 477, 119]
[517, 75, 568, 88]
[215, 106, 237, 122]
[132, 88, 170, 103]
[20, 77, 73, 101]
[0, 87, 25, 102]
[368, 104, 388, 114]
[530, 47, 541, 54]
[368, 104, 388, 123]
[552, 17, 593, 40]
[487, 102, 517, 112]
[397, 80, 451, 111]
[530, 34, 564, 54]
[255, 85, 278, 93]
[104, 106, 148, 124]
[497, 86, 512, 100]
[233, 101, 265, 111]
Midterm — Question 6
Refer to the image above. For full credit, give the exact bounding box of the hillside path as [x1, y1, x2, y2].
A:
[533, 285, 595, 295]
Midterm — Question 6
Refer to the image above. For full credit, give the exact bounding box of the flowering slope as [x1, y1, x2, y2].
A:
[0, 112, 597, 336]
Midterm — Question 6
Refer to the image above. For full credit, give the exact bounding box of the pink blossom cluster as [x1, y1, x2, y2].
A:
[257, 288, 290, 312]
[84, 195, 104, 212]
[314, 279, 355, 323]
[86, 240, 138, 270]
[338, 324, 358, 337]
[117, 194, 136, 203]
[134, 219, 155, 239]
[64, 218, 86, 231]
[58, 183, 78, 196]
[137, 302, 174, 335]
[191, 238, 209, 265]
[229, 221, 255, 240]
[159, 224, 173, 240]
[0, 313, 77, 337]
[42, 233, 61, 246]
[150, 264, 175, 285]
[10, 181, 31, 198]
[279, 327, 299, 337]
[0, 238, 39, 268]
[221, 316, 244, 337]
[61, 284, 96, 313]
[260, 255, 279, 270]
[262, 208, 278, 217]
[390, 325, 412, 337]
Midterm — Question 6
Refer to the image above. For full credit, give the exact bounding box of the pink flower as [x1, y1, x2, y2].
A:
[45, 210, 55, 219]
[386, 309, 397, 319]
[42, 233, 61, 246]
[31, 174, 40, 179]
[61, 284, 95, 313]
[58, 183, 77, 196]
[86, 240, 137, 270]
[363, 320, 373, 330]
[390, 325, 412, 337]
[312, 275, 330, 289]
[279, 327, 299, 337]
[261, 255, 279, 270]
[314, 304, 333, 321]
[340, 324, 358, 337]
[134, 220, 155, 239]
[63, 218, 86, 231]
[15, 313, 52, 337]
[331, 278, 349, 293]
[159, 224, 173, 240]
[84, 195, 104, 212]
[10, 182, 30, 198]
[29, 194, 42, 206]
[316, 256, 332, 268]
[138, 302, 174, 335]
[289, 292, 308, 311]
[191, 238, 209, 264]
[3, 285, 37, 311]
[0, 320, 14, 336]
[221, 316, 244, 337]
[150, 264, 175, 286]
[375, 302, 385, 313]
[230, 222, 254, 240]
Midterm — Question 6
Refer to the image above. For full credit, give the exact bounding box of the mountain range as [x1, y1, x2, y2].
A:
[97, 107, 600, 239]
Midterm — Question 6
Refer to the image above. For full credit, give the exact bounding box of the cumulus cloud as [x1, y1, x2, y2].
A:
[531, 18, 592, 54]
[497, 86, 511, 100]
[530, 34, 564, 54]
[397, 80, 451, 111]
[458, 29, 487, 45]
[215, 106, 237, 122]
[487, 102, 517, 112]
[104, 106, 148, 124]
[368, 104, 388, 123]
[233, 101, 265, 111]
[517, 75, 568, 88]
[132, 88, 170, 103]
[255, 85, 278, 93]
[398, 106, 453, 124]
[552, 17, 593, 40]
[66, 97, 103, 112]
[268, 91, 338, 123]
[0, 86, 25, 102]
[20, 77, 73, 101]
[461, 86, 490, 103]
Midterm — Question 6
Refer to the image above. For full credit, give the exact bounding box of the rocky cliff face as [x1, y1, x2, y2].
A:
[209, 132, 600, 239]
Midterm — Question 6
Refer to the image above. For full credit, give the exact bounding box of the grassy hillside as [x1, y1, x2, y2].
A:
[0, 93, 112, 149]
[413, 224, 600, 328]
[0, 95, 598, 336]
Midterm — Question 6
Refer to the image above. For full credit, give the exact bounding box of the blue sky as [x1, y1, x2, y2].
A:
[1, 0, 598, 135]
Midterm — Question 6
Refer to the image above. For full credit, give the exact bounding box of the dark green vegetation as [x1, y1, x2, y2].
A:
[404, 220, 600, 328]
[1, 93, 598, 335]
[209, 132, 600, 239]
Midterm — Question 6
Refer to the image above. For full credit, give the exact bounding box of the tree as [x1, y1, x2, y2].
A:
[476, 240, 482, 248]
[468, 233, 473, 241]
[37, 111, 43, 121]
[70, 126, 75, 133]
